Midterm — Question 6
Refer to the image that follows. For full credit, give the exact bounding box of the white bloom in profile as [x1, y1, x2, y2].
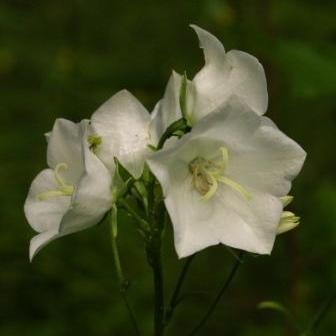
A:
[152, 24, 268, 137]
[24, 119, 112, 260]
[147, 98, 306, 258]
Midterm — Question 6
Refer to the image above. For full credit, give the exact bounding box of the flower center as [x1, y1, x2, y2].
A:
[37, 163, 74, 201]
[188, 147, 251, 201]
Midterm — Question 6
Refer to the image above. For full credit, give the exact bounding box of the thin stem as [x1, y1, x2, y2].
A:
[118, 198, 150, 233]
[156, 118, 190, 150]
[302, 288, 336, 336]
[146, 235, 165, 336]
[109, 209, 141, 336]
[188, 252, 244, 336]
[165, 254, 196, 323]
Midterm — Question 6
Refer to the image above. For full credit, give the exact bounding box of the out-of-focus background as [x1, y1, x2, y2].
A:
[1, 0, 335, 335]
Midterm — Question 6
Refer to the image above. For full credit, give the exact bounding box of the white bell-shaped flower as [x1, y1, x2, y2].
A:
[24, 119, 113, 260]
[147, 97, 306, 258]
[152, 25, 268, 139]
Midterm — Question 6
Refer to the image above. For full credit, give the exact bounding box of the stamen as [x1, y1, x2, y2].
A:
[88, 134, 102, 153]
[220, 147, 229, 167]
[36, 162, 74, 201]
[54, 163, 69, 187]
[202, 174, 218, 200]
[37, 190, 69, 201]
[217, 176, 251, 200]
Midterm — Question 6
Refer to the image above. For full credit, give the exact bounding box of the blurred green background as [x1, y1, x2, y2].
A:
[1, 0, 336, 335]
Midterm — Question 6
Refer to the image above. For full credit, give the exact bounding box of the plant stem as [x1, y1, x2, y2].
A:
[118, 198, 150, 233]
[188, 252, 244, 336]
[146, 233, 165, 336]
[165, 254, 195, 323]
[110, 209, 141, 336]
[156, 118, 190, 150]
[301, 288, 336, 336]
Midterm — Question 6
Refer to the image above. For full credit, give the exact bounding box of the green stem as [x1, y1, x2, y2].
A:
[156, 118, 190, 150]
[301, 288, 336, 336]
[188, 252, 244, 336]
[146, 233, 165, 336]
[145, 170, 166, 336]
[118, 198, 150, 233]
[110, 208, 141, 336]
[165, 254, 195, 324]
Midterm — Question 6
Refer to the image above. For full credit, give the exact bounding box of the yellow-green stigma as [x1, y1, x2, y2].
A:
[37, 163, 74, 201]
[88, 134, 102, 153]
[188, 147, 251, 201]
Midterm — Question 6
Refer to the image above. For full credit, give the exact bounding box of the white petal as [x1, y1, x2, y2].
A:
[227, 125, 306, 197]
[149, 71, 183, 145]
[24, 168, 71, 233]
[190, 25, 268, 122]
[59, 121, 113, 234]
[29, 229, 62, 261]
[192, 97, 306, 196]
[91, 90, 150, 178]
[190, 24, 226, 65]
[226, 50, 268, 114]
[47, 118, 83, 183]
[211, 187, 282, 255]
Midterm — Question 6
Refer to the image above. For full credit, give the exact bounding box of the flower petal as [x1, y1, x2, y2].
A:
[47, 118, 83, 183]
[91, 90, 150, 178]
[149, 71, 183, 145]
[59, 121, 113, 234]
[190, 25, 268, 122]
[227, 124, 306, 197]
[29, 229, 62, 261]
[192, 97, 306, 196]
[24, 168, 71, 233]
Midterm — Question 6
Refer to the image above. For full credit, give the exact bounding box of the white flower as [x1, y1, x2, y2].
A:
[24, 119, 112, 260]
[152, 25, 268, 137]
[147, 98, 306, 258]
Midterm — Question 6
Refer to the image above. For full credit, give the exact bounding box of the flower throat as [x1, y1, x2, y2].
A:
[188, 147, 251, 201]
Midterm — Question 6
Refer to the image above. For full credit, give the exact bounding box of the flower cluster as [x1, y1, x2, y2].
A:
[25, 25, 306, 261]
